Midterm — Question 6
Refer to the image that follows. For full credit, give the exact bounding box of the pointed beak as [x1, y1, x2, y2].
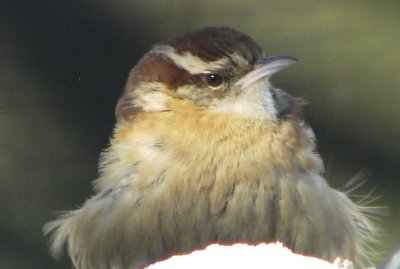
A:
[235, 56, 298, 89]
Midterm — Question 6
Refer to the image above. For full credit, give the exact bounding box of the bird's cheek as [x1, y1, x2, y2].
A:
[175, 85, 216, 105]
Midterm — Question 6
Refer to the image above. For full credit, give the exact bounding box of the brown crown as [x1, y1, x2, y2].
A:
[127, 27, 265, 89]
[168, 27, 264, 64]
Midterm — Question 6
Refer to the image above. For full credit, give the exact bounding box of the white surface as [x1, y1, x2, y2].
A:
[146, 242, 341, 269]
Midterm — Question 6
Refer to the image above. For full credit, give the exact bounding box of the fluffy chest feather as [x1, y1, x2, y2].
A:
[97, 104, 319, 244]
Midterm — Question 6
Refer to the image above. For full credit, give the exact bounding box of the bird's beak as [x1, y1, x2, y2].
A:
[235, 56, 298, 89]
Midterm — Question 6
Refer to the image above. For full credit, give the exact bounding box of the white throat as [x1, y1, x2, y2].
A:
[211, 79, 277, 120]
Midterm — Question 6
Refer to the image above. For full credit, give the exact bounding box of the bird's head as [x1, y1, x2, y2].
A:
[116, 27, 299, 122]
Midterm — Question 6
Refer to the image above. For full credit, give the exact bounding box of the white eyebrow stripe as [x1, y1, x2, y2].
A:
[153, 45, 229, 74]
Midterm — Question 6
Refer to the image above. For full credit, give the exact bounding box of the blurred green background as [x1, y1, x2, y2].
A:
[1, 1, 399, 268]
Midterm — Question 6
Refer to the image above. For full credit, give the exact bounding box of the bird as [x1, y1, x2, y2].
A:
[44, 26, 377, 269]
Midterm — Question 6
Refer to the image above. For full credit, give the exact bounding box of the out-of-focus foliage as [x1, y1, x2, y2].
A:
[0, 1, 399, 268]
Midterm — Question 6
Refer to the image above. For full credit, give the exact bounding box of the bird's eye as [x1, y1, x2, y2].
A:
[205, 73, 223, 88]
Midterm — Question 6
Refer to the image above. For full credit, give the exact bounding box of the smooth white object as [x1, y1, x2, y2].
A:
[146, 242, 351, 269]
